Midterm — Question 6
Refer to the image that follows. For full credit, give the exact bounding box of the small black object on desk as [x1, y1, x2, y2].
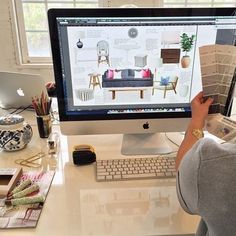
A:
[72, 144, 96, 165]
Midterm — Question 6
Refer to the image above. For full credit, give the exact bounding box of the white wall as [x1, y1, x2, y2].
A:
[0, 0, 54, 84]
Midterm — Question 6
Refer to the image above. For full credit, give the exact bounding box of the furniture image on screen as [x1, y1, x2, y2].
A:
[88, 73, 101, 90]
[97, 40, 110, 66]
[152, 76, 178, 98]
[179, 84, 189, 97]
[109, 88, 146, 100]
[161, 49, 181, 63]
[102, 69, 153, 88]
[161, 31, 180, 47]
[134, 54, 147, 67]
[75, 88, 94, 101]
[114, 43, 140, 65]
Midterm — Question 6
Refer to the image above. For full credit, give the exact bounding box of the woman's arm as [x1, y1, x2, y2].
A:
[175, 92, 213, 169]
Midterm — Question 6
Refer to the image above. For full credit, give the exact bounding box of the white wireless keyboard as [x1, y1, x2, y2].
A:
[96, 156, 176, 181]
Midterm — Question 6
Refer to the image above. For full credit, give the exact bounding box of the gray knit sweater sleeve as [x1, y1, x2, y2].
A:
[176, 138, 203, 214]
[176, 138, 236, 236]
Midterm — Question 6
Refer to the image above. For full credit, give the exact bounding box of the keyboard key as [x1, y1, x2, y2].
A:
[97, 176, 105, 180]
[165, 172, 173, 177]
[156, 173, 165, 177]
[97, 172, 109, 176]
[114, 175, 121, 179]
[122, 173, 156, 179]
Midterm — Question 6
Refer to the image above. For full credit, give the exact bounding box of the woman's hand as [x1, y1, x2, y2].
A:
[175, 91, 213, 169]
[190, 92, 214, 129]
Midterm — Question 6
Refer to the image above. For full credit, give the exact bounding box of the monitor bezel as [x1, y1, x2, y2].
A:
[48, 7, 236, 122]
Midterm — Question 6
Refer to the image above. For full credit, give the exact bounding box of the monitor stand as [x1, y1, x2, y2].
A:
[121, 133, 173, 155]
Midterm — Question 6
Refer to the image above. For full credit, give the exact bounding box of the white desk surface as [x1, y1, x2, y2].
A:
[0, 109, 200, 236]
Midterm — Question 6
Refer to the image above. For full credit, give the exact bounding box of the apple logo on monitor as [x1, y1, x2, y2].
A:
[143, 122, 149, 129]
[17, 88, 25, 97]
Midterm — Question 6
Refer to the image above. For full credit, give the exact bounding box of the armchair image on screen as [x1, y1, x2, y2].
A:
[152, 76, 178, 98]
[97, 40, 110, 67]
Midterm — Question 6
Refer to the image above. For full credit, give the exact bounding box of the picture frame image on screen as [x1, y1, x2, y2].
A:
[48, 7, 236, 155]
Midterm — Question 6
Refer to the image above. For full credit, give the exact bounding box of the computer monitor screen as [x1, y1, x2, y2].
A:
[48, 8, 236, 154]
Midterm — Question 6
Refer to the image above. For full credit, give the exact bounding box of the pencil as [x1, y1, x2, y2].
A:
[31, 93, 52, 116]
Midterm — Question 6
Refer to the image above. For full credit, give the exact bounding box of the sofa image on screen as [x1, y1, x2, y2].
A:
[102, 69, 154, 88]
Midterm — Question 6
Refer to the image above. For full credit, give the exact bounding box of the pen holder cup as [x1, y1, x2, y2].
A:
[36, 114, 52, 138]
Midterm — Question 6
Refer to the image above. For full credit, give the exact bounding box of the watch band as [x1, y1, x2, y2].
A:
[192, 128, 204, 139]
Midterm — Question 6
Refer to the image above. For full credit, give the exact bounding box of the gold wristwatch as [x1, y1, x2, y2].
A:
[192, 128, 204, 139]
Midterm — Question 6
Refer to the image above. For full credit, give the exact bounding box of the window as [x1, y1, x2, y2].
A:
[13, 0, 236, 65]
[163, 0, 236, 7]
[14, 0, 99, 64]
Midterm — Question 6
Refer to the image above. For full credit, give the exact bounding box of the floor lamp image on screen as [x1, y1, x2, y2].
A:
[48, 8, 236, 155]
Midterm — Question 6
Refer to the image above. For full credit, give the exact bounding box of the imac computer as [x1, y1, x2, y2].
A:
[48, 8, 236, 155]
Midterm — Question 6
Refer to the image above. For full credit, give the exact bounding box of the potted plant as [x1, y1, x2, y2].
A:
[180, 33, 195, 68]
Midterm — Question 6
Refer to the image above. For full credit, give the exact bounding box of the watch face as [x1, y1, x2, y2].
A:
[192, 129, 204, 139]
